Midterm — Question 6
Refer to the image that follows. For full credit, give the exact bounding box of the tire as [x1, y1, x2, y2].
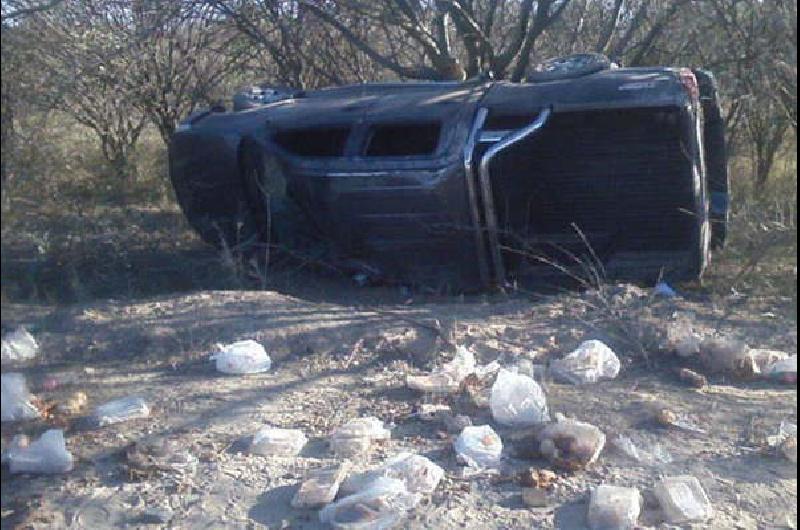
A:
[527, 53, 611, 82]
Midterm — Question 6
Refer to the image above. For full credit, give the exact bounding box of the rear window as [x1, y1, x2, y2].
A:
[365, 122, 441, 157]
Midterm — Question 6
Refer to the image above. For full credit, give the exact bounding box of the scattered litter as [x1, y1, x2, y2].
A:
[7, 429, 73, 474]
[700, 336, 754, 377]
[677, 368, 708, 389]
[341, 452, 444, 496]
[1, 373, 40, 422]
[653, 282, 678, 298]
[125, 438, 198, 478]
[94, 396, 150, 426]
[655, 407, 706, 434]
[664, 316, 703, 357]
[550, 340, 620, 384]
[490, 369, 549, 426]
[1, 326, 39, 363]
[330, 417, 391, 457]
[610, 435, 672, 466]
[454, 425, 503, 469]
[406, 346, 476, 394]
[292, 461, 351, 508]
[212, 340, 272, 374]
[653, 475, 713, 523]
[56, 391, 88, 415]
[538, 415, 606, 470]
[250, 426, 307, 457]
[767, 421, 797, 463]
[764, 355, 797, 384]
[318, 477, 421, 529]
[411, 404, 451, 422]
[587, 485, 642, 530]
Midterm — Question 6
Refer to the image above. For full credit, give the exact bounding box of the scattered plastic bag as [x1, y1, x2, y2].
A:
[212, 340, 271, 374]
[341, 452, 444, 496]
[550, 340, 620, 385]
[490, 369, 549, 427]
[1, 434, 29, 464]
[767, 421, 797, 463]
[765, 355, 797, 384]
[406, 346, 476, 394]
[610, 435, 672, 466]
[330, 417, 391, 457]
[1, 373, 40, 422]
[653, 282, 678, 298]
[538, 415, 605, 470]
[251, 426, 307, 456]
[94, 396, 150, 426]
[292, 462, 351, 508]
[1, 327, 39, 363]
[319, 477, 421, 529]
[700, 336, 753, 376]
[653, 475, 713, 523]
[454, 425, 502, 469]
[664, 316, 702, 357]
[587, 485, 642, 530]
[8, 429, 73, 474]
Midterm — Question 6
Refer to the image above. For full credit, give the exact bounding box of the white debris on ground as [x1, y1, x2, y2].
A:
[549, 340, 621, 384]
[1, 373, 40, 422]
[250, 426, 307, 457]
[212, 339, 272, 374]
[93, 396, 150, 426]
[1, 326, 39, 363]
[0, 285, 796, 529]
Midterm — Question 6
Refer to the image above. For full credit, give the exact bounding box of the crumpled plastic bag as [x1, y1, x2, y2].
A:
[1, 373, 40, 422]
[330, 417, 391, 457]
[212, 340, 272, 374]
[454, 425, 502, 468]
[490, 369, 550, 426]
[550, 340, 620, 384]
[538, 415, 606, 470]
[1, 326, 39, 363]
[587, 485, 642, 530]
[765, 355, 797, 384]
[319, 477, 421, 529]
[250, 426, 307, 456]
[341, 452, 444, 496]
[406, 346, 476, 394]
[8, 429, 73, 474]
[653, 475, 713, 523]
[94, 396, 150, 426]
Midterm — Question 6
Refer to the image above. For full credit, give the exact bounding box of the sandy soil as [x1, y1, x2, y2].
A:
[1, 281, 796, 529]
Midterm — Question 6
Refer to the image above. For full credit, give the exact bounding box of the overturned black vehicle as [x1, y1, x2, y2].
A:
[169, 54, 729, 291]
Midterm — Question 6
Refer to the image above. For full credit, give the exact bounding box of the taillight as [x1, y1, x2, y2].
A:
[679, 68, 700, 102]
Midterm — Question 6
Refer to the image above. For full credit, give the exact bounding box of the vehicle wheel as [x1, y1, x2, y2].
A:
[527, 53, 611, 82]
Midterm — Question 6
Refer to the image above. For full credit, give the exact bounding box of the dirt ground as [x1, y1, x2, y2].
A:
[1, 275, 797, 529]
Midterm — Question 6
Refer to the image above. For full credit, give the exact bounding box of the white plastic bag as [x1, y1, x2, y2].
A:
[212, 340, 271, 374]
[653, 476, 713, 523]
[1, 327, 39, 363]
[406, 346, 476, 394]
[765, 355, 797, 383]
[251, 426, 307, 456]
[1, 373, 40, 422]
[490, 369, 549, 426]
[319, 477, 421, 529]
[330, 417, 391, 457]
[94, 396, 150, 426]
[538, 416, 606, 470]
[341, 452, 444, 496]
[664, 314, 703, 357]
[8, 429, 73, 474]
[550, 340, 620, 384]
[454, 425, 502, 468]
[587, 485, 642, 530]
